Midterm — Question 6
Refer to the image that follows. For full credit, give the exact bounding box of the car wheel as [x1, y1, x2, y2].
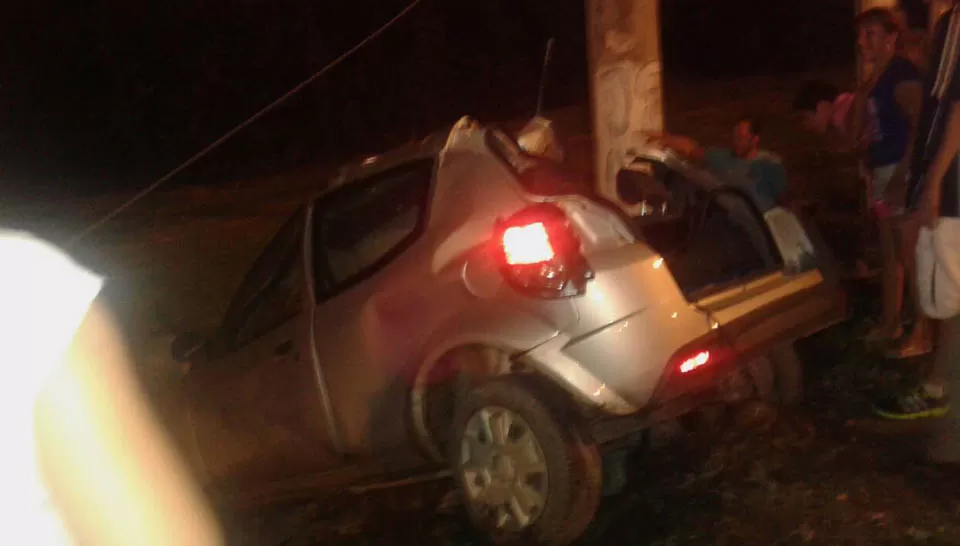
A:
[747, 343, 803, 406]
[688, 343, 805, 438]
[724, 343, 804, 407]
[768, 343, 803, 406]
[450, 377, 602, 546]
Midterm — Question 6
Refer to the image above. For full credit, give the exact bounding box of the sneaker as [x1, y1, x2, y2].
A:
[871, 388, 950, 420]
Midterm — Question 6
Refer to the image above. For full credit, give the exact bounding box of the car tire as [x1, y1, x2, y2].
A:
[768, 342, 804, 406]
[688, 343, 804, 438]
[739, 343, 804, 406]
[559, 423, 603, 544]
[450, 376, 602, 546]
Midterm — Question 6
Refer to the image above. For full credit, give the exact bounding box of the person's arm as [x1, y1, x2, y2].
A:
[766, 161, 790, 207]
[919, 24, 960, 226]
[919, 101, 960, 226]
[849, 77, 877, 154]
[644, 131, 706, 162]
[885, 80, 925, 208]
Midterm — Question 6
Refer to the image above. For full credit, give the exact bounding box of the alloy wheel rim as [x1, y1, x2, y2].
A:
[459, 406, 549, 531]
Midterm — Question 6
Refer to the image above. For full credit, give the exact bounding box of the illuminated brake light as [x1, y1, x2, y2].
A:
[502, 222, 555, 265]
[495, 204, 593, 299]
[679, 351, 710, 374]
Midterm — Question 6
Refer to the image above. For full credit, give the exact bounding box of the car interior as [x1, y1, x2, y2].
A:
[617, 159, 779, 298]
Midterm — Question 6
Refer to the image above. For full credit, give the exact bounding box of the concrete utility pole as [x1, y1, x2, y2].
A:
[584, 2, 666, 498]
[585, 0, 664, 208]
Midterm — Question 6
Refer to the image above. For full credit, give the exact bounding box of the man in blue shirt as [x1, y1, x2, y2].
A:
[645, 118, 789, 213]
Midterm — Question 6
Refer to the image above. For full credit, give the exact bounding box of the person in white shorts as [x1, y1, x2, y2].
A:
[874, 1, 960, 443]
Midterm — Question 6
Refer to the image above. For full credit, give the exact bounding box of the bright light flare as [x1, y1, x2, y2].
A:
[503, 222, 555, 265]
[679, 350, 710, 374]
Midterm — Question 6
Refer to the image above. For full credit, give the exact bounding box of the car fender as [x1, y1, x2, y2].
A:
[409, 310, 561, 461]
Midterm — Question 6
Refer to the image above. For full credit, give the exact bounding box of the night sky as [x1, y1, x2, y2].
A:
[0, 0, 862, 203]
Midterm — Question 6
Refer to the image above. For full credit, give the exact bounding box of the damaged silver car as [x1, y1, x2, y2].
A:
[170, 116, 846, 545]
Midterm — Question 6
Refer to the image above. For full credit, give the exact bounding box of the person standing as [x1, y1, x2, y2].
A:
[853, 8, 931, 358]
[873, 3, 960, 445]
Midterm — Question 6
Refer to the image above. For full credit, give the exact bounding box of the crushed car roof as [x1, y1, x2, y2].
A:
[328, 116, 485, 191]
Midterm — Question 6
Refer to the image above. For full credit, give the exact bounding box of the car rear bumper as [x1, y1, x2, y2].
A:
[587, 387, 719, 445]
[523, 327, 736, 447]
[521, 302, 720, 416]
[521, 278, 846, 433]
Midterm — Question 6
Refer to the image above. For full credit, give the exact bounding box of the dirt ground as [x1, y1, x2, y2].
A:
[12, 67, 960, 544]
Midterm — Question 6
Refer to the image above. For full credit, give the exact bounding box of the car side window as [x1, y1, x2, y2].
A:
[217, 209, 306, 352]
[624, 161, 699, 256]
[669, 187, 778, 297]
[232, 252, 303, 349]
[313, 159, 433, 296]
[624, 162, 779, 297]
[616, 160, 668, 209]
[616, 159, 694, 221]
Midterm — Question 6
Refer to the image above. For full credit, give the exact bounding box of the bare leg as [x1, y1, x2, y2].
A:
[889, 214, 934, 357]
[868, 217, 904, 341]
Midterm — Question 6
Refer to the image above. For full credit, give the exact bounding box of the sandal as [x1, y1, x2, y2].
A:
[884, 338, 934, 359]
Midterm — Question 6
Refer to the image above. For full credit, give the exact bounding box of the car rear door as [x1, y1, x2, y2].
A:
[308, 158, 436, 467]
[693, 188, 846, 362]
[184, 209, 340, 490]
[619, 157, 844, 361]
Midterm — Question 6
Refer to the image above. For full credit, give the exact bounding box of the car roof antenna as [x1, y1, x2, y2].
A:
[535, 37, 555, 117]
[518, 37, 565, 162]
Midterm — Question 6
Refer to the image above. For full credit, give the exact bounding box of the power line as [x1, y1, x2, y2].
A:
[67, 0, 422, 246]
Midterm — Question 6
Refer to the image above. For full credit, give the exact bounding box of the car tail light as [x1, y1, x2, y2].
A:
[503, 223, 555, 265]
[679, 350, 711, 374]
[652, 335, 736, 403]
[495, 203, 594, 298]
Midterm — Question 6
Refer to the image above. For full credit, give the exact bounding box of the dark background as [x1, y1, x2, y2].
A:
[0, 0, 920, 204]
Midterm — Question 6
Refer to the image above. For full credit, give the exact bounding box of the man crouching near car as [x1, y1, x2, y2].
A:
[644, 117, 789, 214]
